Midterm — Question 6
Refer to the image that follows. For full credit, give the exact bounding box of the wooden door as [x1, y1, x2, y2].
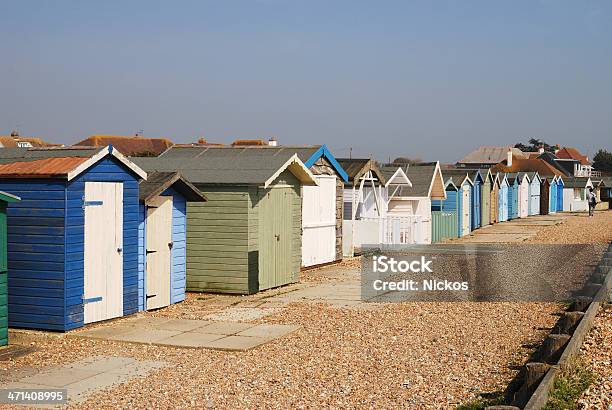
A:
[260, 188, 293, 290]
[461, 186, 470, 236]
[302, 176, 336, 267]
[145, 196, 173, 310]
[84, 182, 123, 324]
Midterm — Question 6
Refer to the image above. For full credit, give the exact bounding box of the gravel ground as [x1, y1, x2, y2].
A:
[579, 304, 612, 409]
[1, 301, 559, 409]
[526, 210, 612, 244]
[1, 216, 608, 409]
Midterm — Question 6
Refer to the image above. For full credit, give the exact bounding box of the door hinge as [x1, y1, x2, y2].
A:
[82, 296, 103, 304]
[146, 294, 157, 298]
[146, 249, 157, 254]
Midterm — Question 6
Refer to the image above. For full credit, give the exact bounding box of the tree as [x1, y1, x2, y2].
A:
[391, 157, 423, 165]
[514, 138, 555, 152]
[592, 149, 612, 172]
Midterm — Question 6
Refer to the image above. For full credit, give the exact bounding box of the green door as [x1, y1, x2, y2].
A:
[260, 188, 293, 290]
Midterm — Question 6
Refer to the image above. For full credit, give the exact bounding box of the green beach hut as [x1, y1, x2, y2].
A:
[0, 191, 20, 346]
[135, 147, 318, 294]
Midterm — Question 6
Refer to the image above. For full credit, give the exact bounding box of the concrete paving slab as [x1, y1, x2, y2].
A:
[202, 335, 268, 351]
[196, 322, 255, 335]
[111, 328, 183, 344]
[72, 325, 137, 340]
[156, 332, 225, 348]
[236, 324, 298, 339]
[205, 307, 280, 322]
[69, 356, 135, 373]
[21, 368, 99, 387]
[151, 318, 210, 332]
[123, 317, 171, 327]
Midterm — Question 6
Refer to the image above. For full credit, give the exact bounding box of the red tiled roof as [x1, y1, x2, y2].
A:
[556, 147, 590, 165]
[0, 157, 89, 178]
[0, 136, 61, 148]
[74, 135, 174, 156]
[490, 157, 564, 177]
[231, 139, 268, 146]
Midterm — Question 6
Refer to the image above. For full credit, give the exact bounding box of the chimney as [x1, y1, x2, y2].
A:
[10, 130, 19, 139]
[538, 146, 544, 154]
[554, 144, 560, 155]
[507, 148, 513, 167]
[268, 137, 278, 147]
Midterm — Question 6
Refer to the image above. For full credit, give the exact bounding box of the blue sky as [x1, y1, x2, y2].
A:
[1, 1, 611, 162]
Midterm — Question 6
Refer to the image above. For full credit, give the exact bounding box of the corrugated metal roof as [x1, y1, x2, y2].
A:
[74, 135, 174, 157]
[0, 157, 89, 178]
[135, 147, 315, 185]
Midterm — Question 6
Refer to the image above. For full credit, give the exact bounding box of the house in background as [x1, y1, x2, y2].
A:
[75, 135, 174, 157]
[456, 146, 528, 169]
[555, 147, 599, 178]
[337, 158, 386, 256]
[0, 131, 61, 148]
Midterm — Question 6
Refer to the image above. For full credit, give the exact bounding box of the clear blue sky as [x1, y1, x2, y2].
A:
[1, 1, 611, 162]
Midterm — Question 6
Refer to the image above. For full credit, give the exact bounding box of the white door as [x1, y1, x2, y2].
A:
[520, 186, 529, 217]
[145, 196, 173, 310]
[84, 182, 123, 324]
[302, 176, 337, 267]
[462, 187, 470, 236]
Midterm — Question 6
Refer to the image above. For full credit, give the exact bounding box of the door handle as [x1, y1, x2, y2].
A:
[117, 248, 123, 253]
[168, 242, 174, 249]
[275, 234, 280, 241]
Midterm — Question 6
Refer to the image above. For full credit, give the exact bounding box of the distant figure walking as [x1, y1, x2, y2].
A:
[587, 187, 597, 217]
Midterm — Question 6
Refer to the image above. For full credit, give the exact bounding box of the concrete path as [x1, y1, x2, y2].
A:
[0, 356, 165, 405]
[455, 214, 567, 243]
[71, 317, 298, 351]
[267, 282, 363, 306]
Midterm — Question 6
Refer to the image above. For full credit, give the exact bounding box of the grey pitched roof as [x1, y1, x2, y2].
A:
[161, 145, 320, 162]
[0, 146, 100, 164]
[562, 177, 592, 188]
[336, 158, 386, 185]
[440, 169, 473, 186]
[139, 172, 206, 203]
[402, 164, 437, 197]
[135, 147, 314, 185]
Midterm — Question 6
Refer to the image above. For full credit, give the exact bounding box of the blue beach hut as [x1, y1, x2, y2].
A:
[0, 146, 147, 331]
[138, 172, 206, 311]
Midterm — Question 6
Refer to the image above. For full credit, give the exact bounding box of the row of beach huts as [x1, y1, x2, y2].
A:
[0, 138, 609, 343]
